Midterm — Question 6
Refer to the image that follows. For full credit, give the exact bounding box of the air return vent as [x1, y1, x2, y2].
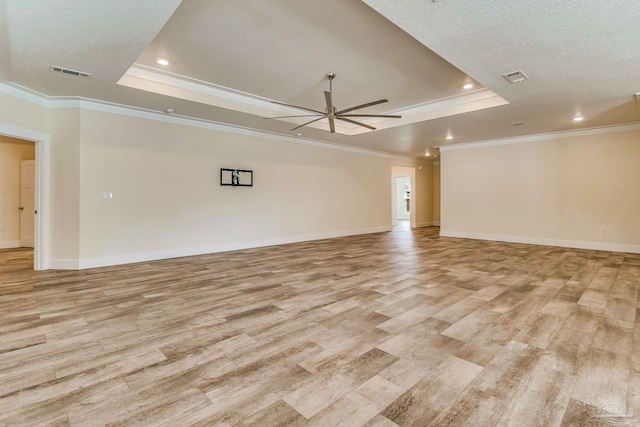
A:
[502, 70, 528, 84]
[50, 65, 91, 78]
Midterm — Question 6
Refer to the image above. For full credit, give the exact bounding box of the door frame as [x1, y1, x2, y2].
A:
[0, 122, 50, 270]
[391, 165, 416, 228]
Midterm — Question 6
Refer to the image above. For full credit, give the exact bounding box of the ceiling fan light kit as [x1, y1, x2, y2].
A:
[266, 73, 401, 133]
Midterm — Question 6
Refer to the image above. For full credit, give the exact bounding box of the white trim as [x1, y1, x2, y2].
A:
[0, 82, 399, 160]
[65, 226, 392, 270]
[392, 89, 504, 116]
[0, 241, 20, 249]
[49, 259, 80, 270]
[439, 122, 640, 152]
[439, 230, 640, 254]
[34, 138, 50, 270]
[75, 99, 395, 158]
[0, 83, 51, 107]
[126, 64, 276, 106]
[0, 122, 50, 270]
[119, 65, 508, 136]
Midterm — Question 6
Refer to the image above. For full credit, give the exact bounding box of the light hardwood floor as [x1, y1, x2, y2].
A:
[1, 224, 639, 426]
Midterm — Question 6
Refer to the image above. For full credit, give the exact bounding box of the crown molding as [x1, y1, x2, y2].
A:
[0, 82, 404, 159]
[118, 64, 508, 136]
[439, 122, 640, 152]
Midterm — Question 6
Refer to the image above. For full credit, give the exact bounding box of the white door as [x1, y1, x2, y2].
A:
[20, 160, 35, 248]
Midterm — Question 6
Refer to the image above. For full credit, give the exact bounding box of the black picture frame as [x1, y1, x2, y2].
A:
[220, 168, 253, 187]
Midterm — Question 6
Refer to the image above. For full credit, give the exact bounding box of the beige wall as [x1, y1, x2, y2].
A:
[0, 136, 35, 248]
[76, 109, 393, 266]
[440, 128, 640, 252]
[0, 92, 49, 134]
[0, 86, 435, 268]
[49, 109, 81, 263]
[417, 161, 435, 227]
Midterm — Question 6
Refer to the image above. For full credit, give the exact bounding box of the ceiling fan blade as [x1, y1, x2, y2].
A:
[336, 116, 376, 131]
[324, 91, 333, 113]
[264, 114, 324, 120]
[291, 116, 327, 131]
[335, 99, 388, 115]
[270, 100, 324, 115]
[339, 114, 402, 118]
[328, 116, 335, 133]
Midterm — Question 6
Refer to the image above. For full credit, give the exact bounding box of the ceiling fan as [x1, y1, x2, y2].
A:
[265, 73, 401, 133]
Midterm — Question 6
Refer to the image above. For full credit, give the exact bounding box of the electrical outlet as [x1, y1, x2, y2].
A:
[128, 234, 134, 242]
[0, 226, 4, 233]
[601, 227, 607, 235]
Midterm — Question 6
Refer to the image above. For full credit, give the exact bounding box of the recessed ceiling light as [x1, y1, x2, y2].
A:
[446, 135, 453, 140]
[157, 59, 169, 66]
[165, 108, 174, 114]
[463, 83, 474, 89]
[573, 116, 584, 122]
[425, 152, 431, 157]
[295, 133, 303, 137]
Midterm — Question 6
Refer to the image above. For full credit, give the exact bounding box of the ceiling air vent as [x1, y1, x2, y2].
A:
[502, 70, 528, 84]
[50, 65, 91, 78]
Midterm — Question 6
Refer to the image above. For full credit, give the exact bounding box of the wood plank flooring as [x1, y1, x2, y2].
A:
[1, 224, 639, 426]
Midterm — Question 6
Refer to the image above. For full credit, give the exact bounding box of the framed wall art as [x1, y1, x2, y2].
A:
[220, 168, 253, 187]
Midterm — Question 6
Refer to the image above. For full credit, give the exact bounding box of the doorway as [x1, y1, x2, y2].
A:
[391, 165, 416, 229]
[0, 137, 35, 251]
[0, 124, 49, 270]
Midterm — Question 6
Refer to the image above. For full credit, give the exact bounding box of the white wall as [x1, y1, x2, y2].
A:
[440, 127, 640, 253]
[0, 136, 35, 248]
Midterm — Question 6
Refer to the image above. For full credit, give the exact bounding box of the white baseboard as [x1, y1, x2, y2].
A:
[0, 240, 20, 249]
[439, 230, 640, 254]
[48, 259, 81, 270]
[53, 226, 392, 270]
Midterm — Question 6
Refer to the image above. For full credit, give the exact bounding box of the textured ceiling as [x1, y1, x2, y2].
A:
[1, 0, 638, 158]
